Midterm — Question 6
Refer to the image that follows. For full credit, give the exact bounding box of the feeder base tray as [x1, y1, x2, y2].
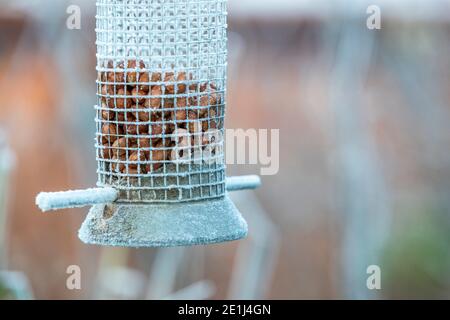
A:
[78, 195, 248, 247]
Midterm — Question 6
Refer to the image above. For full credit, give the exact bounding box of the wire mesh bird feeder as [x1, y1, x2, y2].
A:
[36, 0, 260, 247]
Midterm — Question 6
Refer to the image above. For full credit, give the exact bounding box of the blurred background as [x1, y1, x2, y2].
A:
[1, 0, 450, 299]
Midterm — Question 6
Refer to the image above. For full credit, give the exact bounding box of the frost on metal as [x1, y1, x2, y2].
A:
[36, 188, 118, 212]
[95, 0, 228, 204]
[226, 176, 262, 191]
[79, 195, 248, 247]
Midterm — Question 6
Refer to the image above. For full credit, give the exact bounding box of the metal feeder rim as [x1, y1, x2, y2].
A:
[78, 194, 248, 248]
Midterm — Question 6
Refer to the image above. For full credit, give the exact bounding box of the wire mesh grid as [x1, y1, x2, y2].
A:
[95, 0, 227, 203]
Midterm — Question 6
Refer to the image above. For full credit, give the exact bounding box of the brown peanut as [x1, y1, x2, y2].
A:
[198, 106, 209, 118]
[188, 111, 200, 133]
[172, 97, 188, 122]
[109, 88, 132, 109]
[202, 119, 217, 132]
[131, 87, 148, 104]
[144, 85, 162, 109]
[163, 98, 174, 109]
[101, 110, 115, 121]
[116, 111, 135, 122]
[141, 138, 152, 160]
[176, 97, 188, 108]
[111, 154, 126, 173]
[107, 62, 125, 83]
[174, 110, 187, 122]
[100, 102, 115, 120]
[128, 151, 146, 170]
[126, 60, 146, 83]
[138, 72, 150, 92]
[101, 123, 120, 144]
[149, 123, 164, 136]
[101, 84, 114, 96]
[176, 72, 187, 94]
[125, 122, 149, 135]
[147, 140, 166, 163]
[101, 147, 113, 159]
[164, 72, 190, 94]
[111, 137, 128, 158]
[137, 110, 150, 122]
[199, 83, 221, 106]
[138, 137, 151, 149]
[98, 71, 107, 82]
[163, 72, 175, 94]
[151, 123, 172, 143]
[189, 84, 198, 91]
[201, 108, 218, 130]
[151, 72, 162, 82]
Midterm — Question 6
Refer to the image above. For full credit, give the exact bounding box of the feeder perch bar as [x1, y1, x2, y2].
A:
[36, 175, 261, 212]
[35, 0, 261, 247]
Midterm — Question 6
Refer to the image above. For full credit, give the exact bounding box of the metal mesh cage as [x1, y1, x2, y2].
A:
[95, 0, 227, 203]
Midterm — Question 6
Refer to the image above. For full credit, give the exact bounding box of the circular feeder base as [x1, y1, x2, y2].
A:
[78, 195, 248, 247]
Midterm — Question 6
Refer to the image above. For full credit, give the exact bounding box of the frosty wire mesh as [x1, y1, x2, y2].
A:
[95, 0, 227, 203]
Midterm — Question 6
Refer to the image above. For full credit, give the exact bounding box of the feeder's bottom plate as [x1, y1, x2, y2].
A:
[78, 195, 248, 247]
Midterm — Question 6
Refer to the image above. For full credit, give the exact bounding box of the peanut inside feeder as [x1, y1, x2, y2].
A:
[97, 63, 226, 203]
[35, 0, 261, 247]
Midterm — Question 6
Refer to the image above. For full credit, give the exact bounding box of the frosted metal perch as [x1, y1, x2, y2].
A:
[36, 187, 119, 212]
[226, 175, 261, 191]
[36, 175, 261, 212]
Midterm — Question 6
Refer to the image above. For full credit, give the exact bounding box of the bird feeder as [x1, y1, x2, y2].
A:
[35, 0, 260, 247]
